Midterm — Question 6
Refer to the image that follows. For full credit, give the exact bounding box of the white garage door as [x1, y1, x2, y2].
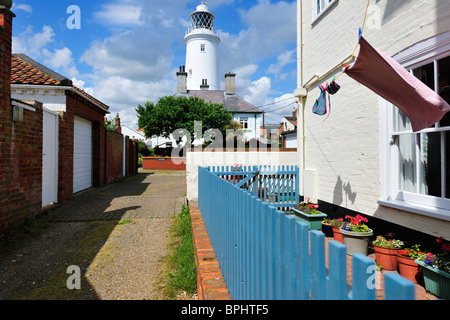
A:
[73, 116, 92, 193]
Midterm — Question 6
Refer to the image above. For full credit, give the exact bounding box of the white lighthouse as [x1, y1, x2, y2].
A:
[185, 2, 220, 91]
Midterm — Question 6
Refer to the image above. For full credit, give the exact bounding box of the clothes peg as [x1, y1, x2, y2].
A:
[358, 27, 362, 42]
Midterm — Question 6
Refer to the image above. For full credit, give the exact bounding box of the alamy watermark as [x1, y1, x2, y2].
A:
[66, 265, 81, 290]
[67, 5, 81, 30]
[168, 121, 282, 166]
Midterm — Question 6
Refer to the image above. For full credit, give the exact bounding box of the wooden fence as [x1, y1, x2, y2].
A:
[198, 166, 416, 300]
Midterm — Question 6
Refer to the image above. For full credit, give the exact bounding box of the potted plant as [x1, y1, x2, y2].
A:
[415, 237, 450, 299]
[372, 235, 404, 271]
[291, 197, 327, 230]
[331, 218, 344, 244]
[321, 218, 333, 237]
[397, 244, 425, 284]
[339, 215, 373, 255]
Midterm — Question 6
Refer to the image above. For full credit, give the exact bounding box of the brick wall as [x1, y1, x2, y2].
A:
[142, 157, 186, 171]
[105, 130, 123, 184]
[0, 6, 44, 235]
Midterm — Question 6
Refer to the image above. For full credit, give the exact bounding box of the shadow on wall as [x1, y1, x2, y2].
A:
[333, 175, 357, 208]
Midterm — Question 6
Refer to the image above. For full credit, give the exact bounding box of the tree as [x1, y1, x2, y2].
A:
[136, 96, 232, 145]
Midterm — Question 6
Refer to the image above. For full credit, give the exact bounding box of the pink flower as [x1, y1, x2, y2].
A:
[314, 205, 319, 209]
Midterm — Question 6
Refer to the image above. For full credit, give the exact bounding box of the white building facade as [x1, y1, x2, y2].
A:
[294, 0, 450, 239]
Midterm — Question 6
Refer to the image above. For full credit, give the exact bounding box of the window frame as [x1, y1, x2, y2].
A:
[379, 31, 450, 221]
[200, 44, 205, 52]
[312, 0, 338, 24]
[239, 117, 249, 130]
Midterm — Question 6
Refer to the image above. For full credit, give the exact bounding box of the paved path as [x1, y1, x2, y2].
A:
[44, 171, 186, 222]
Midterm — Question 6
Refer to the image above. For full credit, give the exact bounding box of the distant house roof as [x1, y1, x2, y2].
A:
[262, 123, 282, 130]
[174, 90, 263, 114]
[11, 53, 110, 112]
[283, 115, 297, 127]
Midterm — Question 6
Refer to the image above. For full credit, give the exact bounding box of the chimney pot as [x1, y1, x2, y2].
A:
[177, 67, 188, 94]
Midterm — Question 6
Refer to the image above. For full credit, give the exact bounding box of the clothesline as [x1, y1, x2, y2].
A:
[296, 0, 372, 104]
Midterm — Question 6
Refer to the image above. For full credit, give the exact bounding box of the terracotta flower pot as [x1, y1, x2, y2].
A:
[373, 245, 400, 271]
[397, 249, 423, 284]
[332, 226, 344, 244]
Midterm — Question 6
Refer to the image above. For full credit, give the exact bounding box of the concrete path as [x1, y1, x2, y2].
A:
[44, 171, 186, 222]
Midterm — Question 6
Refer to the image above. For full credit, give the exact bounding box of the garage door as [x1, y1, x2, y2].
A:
[73, 116, 92, 193]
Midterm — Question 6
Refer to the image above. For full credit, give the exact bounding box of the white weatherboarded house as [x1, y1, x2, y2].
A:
[294, 0, 450, 239]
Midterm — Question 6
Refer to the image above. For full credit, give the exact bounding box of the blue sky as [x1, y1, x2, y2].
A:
[11, 0, 298, 127]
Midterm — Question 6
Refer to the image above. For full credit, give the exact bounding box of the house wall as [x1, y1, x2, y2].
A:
[0, 8, 43, 235]
[233, 113, 262, 141]
[297, 0, 450, 238]
[186, 150, 299, 201]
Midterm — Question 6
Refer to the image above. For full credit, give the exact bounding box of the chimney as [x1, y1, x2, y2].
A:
[176, 65, 187, 94]
[225, 72, 236, 95]
[0, 1, 14, 101]
[115, 113, 121, 133]
[200, 79, 209, 90]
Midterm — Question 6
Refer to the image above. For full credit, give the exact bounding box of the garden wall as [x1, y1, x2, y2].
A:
[142, 157, 186, 171]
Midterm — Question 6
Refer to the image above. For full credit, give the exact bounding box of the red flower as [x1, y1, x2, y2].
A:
[442, 243, 450, 252]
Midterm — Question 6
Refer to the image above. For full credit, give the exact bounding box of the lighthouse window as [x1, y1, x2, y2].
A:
[200, 44, 205, 52]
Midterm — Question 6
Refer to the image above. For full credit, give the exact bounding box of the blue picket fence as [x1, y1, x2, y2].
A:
[209, 165, 299, 209]
[198, 166, 416, 300]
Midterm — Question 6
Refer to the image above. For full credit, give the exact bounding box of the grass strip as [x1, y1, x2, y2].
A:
[161, 205, 197, 299]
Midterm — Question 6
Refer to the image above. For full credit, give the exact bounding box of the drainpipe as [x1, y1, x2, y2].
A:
[294, 0, 308, 198]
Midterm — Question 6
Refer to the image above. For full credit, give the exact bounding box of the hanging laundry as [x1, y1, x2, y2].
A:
[312, 86, 327, 116]
[344, 36, 450, 132]
[312, 81, 340, 121]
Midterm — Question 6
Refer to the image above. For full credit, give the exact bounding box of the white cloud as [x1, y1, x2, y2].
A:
[87, 75, 176, 128]
[12, 25, 55, 57]
[13, 3, 32, 13]
[268, 50, 295, 79]
[93, 4, 145, 27]
[80, 30, 174, 82]
[43, 47, 80, 78]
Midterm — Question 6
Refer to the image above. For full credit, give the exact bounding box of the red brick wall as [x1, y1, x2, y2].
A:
[128, 139, 138, 176]
[105, 130, 123, 184]
[0, 5, 44, 235]
[142, 157, 186, 170]
[0, 101, 43, 235]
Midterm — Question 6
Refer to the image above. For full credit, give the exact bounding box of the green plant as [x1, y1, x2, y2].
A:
[373, 235, 404, 249]
[294, 197, 320, 215]
[417, 237, 450, 273]
[340, 214, 369, 232]
[330, 218, 344, 228]
[403, 244, 426, 260]
[162, 205, 197, 299]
